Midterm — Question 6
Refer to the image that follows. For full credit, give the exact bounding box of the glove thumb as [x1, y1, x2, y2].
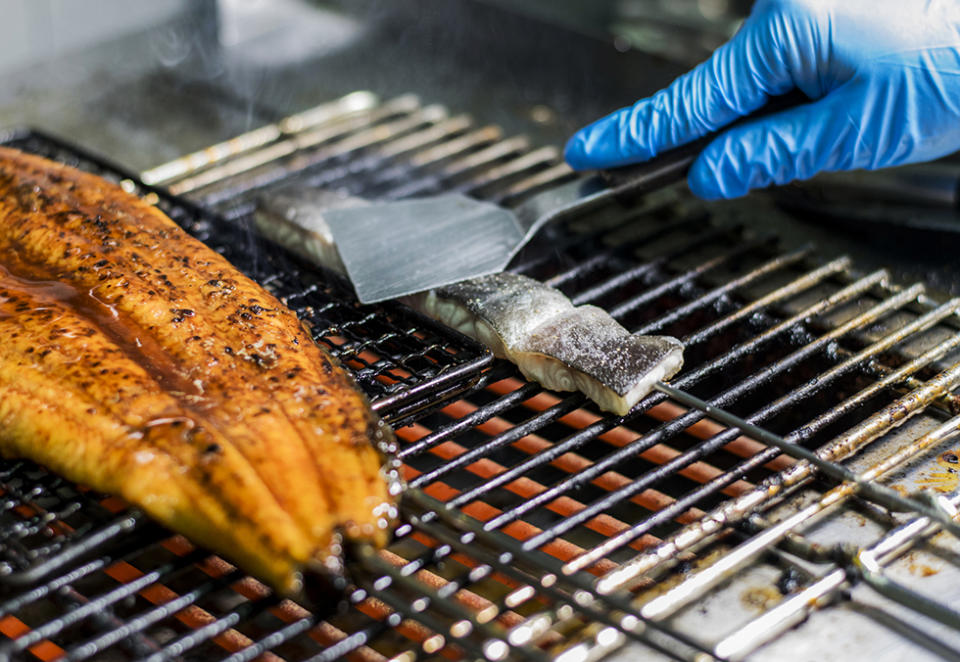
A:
[688, 87, 868, 199]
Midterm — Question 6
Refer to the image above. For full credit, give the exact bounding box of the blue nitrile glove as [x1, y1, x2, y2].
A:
[565, 0, 960, 200]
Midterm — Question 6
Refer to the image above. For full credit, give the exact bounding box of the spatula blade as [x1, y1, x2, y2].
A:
[324, 194, 524, 303]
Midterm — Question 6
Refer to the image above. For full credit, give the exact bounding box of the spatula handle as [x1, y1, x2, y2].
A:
[599, 90, 808, 198]
[512, 91, 808, 259]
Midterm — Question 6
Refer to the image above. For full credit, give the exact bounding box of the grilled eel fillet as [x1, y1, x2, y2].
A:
[0, 147, 399, 598]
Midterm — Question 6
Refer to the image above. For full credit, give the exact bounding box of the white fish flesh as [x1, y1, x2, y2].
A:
[404, 274, 684, 415]
[254, 188, 359, 273]
[255, 191, 684, 415]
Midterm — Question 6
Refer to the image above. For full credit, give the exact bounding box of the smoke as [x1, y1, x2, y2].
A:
[217, 0, 365, 68]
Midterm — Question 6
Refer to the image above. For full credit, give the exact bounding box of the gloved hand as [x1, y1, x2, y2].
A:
[564, 0, 960, 200]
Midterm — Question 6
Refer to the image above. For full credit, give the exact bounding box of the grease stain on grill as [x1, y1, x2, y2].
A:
[740, 585, 784, 612]
[916, 448, 960, 493]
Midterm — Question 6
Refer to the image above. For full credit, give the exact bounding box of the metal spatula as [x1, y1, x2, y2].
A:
[324, 94, 804, 304]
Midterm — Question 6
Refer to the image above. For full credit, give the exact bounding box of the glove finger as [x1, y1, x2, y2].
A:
[565, 10, 798, 171]
[688, 86, 866, 200]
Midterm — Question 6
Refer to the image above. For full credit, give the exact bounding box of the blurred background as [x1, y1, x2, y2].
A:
[0, 0, 957, 295]
[0, 0, 750, 168]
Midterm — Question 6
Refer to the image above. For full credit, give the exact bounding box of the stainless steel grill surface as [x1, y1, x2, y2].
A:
[3, 92, 960, 662]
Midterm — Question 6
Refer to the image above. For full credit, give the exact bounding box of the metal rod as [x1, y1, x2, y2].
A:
[397, 378, 539, 459]
[636, 413, 960, 622]
[4, 550, 209, 654]
[457, 147, 561, 195]
[537, 215, 705, 291]
[404, 492, 714, 661]
[140, 91, 380, 186]
[64, 567, 248, 661]
[355, 544, 545, 662]
[598, 364, 960, 594]
[140, 595, 277, 662]
[632, 245, 813, 336]
[496, 162, 575, 205]
[562, 299, 960, 573]
[715, 473, 960, 660]
[607, 237, 771, 317]
[466, 274, 909, 533]
[179, 98, 438, 200]
[568, 226, 751, 307]
[680, 256, 852, 347]
[315, 115, 477, 198]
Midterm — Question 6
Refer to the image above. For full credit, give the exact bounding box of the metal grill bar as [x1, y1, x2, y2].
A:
[434, 393, 729, 531]
[403, 490, 716, 661]
[458, 147, 561, 196]
[174, 94, 426, 201]
[386, 134, 528, 200]
[0, 515, 160, 591]
[218, 617, 316, 662]
[713, 418, 960, 659]
[632, 245, 814, 335]
[374, 114, 474, 159]
[599, 353, 960, 594]
[564, 298, 960, 573]
[1, 549, 209, 657]
[441, 269, 887, 519]
[355, 546, 547, 662]
[401, 399, 709, 558]
[679, 255, 853, 345]
[606, 236, 769, 316]
[142, 595, 277, 662]
[567, 227, 758, 309]
[406, 125, 504, 166]
[542, 215, 707, 290]
[140, 91, 380, 187]
[512, 282, 925, 550]
[396, 371, 539, 459]
[398, 435, 631, 575]
[497, 162, 576, 204]
[67, 566, 247, 661]
[297, 114, 476, 199]
[5, 93, 960, 662]
[632, 404, 960, 622]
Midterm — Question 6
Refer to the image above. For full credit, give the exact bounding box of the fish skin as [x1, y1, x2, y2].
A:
[0, 147, 398, 597]
[426, 272, 574, 356]
[406, 273, 685, 415]
[516, 304, 684, 415]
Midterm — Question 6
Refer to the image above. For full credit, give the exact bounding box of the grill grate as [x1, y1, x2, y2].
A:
[3, 93, 960, 661]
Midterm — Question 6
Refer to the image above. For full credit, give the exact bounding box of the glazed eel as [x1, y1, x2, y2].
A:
[0, 147, 399, 598]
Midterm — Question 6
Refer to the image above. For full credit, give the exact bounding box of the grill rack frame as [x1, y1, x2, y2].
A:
[2, 94, 960, 662]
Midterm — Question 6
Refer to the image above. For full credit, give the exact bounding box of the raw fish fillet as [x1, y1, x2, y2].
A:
[254, 188, 361, 273]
